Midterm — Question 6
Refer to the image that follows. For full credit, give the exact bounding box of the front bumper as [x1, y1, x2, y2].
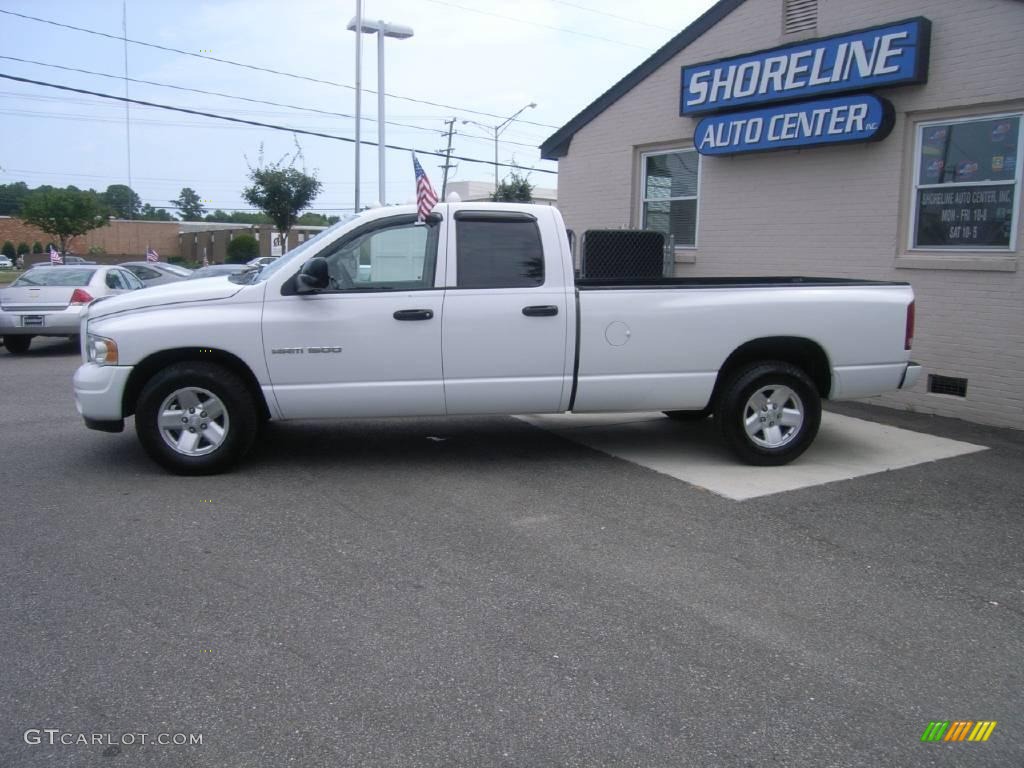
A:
[0, 306, 84, 335]
[73, 362, 133, 426]
[899, 361, 923, 390]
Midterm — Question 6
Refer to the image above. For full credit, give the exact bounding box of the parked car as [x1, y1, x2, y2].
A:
[73, 203, 920, 474]
[121, 261, 193, 287]
[1, 265, 144, 354]
[0, 255, 13, 270]
[187, 264, 254, 279]
[247, 256, 278, 268]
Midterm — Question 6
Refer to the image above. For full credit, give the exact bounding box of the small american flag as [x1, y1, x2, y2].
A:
[146, 247, 159, 262]
[49, 246, 62, 265]
[413, 153, 438, 222]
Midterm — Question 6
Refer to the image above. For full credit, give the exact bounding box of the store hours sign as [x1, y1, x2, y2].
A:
[682, 18, 930, 156]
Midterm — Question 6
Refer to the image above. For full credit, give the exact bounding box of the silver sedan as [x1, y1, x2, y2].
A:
[0, 265, 145, 354]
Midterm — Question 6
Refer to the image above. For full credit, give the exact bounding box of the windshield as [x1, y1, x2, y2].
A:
[254, 215, 359, 283]
[161, 263, 193, 277]
[13, 268, 95, 287]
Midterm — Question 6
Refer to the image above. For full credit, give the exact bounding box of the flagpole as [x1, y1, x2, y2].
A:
[353, 0, 363, 213]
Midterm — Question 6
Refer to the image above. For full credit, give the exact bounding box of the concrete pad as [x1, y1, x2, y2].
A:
[517, 411, 988, 500]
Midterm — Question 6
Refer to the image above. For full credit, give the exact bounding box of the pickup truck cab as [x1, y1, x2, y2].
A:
[73, 203, 920, 475]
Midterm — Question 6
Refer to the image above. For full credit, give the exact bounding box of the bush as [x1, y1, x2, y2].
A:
[87, 244, 106, 255]
[1, 241, 15, 259]
[226, 233, 259, 263]
[32, 241, 43, 253]
[16, 242, 30, 255]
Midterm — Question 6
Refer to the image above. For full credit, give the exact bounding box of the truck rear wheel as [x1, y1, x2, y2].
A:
[135, 361, 258, 475]
[714, 361, 820, 466]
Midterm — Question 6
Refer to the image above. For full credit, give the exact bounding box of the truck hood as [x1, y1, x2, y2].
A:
[87, 277, 246, 320]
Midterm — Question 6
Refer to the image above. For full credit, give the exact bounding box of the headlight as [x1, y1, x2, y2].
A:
[87, 334, 119, 365]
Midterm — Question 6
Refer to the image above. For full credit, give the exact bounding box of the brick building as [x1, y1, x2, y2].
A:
[0, 217, 179, 264]
[542, 0, 1024, 428]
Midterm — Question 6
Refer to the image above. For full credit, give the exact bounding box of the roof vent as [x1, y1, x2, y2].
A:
[783, 0, 817, 34]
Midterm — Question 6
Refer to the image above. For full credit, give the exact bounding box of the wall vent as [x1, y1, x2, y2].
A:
[783, 0, 818, 34]
[928, 374, 968, 398]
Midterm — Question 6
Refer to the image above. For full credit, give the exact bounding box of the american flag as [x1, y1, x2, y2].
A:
[413, 153, 438, 221]
[146, 247, 159, 262]
[49, 246, 62, 265]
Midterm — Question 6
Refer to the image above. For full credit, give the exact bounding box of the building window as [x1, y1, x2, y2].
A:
[911, 114, 1022, 251]
[640, 149, 700, 248]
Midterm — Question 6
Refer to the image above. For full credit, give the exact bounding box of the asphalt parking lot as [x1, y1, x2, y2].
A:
[1, 337, 1022, 767]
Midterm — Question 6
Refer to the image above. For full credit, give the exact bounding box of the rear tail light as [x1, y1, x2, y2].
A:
[70, 288, 94, 305]
[905, 300, 915, 350]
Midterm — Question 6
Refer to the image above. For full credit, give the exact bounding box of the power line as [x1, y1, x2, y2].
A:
[420, 0, 650, 49]
[0, 56, 548, 151]
[0, 73, 558, 175]
[545, 0, 678, 31]
[0, 8, 562, 130]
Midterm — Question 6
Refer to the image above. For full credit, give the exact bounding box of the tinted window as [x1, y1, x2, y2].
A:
[456, 220, 544, 288]
[13, 268, 95, 287]
[105, 270, 126, 290]
[126, 265, 161, 280]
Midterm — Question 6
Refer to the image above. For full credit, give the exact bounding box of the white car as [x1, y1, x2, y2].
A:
[246, 256, 278, 268]
[73, 203, 920, 474]
[0, 255, 13, 270]
[1, 265, 144, 354]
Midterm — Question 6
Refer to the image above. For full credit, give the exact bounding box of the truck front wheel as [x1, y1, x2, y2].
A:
[714, 361, 821, 466]
[135, 361, 258, 475]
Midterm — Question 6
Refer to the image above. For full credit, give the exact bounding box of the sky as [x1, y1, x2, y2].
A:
[0, 0, 717, 216]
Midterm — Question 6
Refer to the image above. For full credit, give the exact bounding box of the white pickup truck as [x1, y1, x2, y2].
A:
[73, 203, 920, 475]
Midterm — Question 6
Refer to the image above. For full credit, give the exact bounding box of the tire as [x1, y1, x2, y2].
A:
[3, 335, 32, 354]
[135, 361, 258, 475]
[664, 409, 711, 422]
[713, 361, 821, 466]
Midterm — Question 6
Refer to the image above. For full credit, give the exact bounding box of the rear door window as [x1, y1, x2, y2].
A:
[105, 270, 127, 290]
[456, 218, 544, 288]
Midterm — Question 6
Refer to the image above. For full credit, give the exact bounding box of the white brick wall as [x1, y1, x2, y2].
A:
[558, 0, 1024, 429]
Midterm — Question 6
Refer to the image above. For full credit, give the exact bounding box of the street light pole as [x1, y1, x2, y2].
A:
[353, 0, 363, 213]
[463, 102, 536, 194]
[347, 18, 414, 207]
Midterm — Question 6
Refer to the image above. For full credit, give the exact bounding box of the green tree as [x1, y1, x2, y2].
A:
[297, 212, 332, 226]
[0, 182, 31, 216]
[32, 241, 43, 254]
[242, 143, 322, 254]
[226, 233, 260, 263]
[491, 170, 534, 203]
[139, 203, 176, 221]
[1, 241, 15, 259]
[170, 187, 206, 221]
[16, 242, 30, 256]
[20, 188, 109, 255]
[102, 184, 142, 218]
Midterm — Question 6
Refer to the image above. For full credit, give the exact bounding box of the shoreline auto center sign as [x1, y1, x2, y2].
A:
[681, 18, 930, 155]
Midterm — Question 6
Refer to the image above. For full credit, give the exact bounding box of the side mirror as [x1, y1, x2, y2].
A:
[295, 256, 329, 293]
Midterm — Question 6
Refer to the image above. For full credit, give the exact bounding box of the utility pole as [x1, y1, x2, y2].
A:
[353, 0, 363, 212]
[439, 118, 456, 200]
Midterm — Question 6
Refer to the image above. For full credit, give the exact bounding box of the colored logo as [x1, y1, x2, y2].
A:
[925, 126, 948, 144]
[921, 721, 997, 743]
[991, 121, 1012, 141]
[956, 160, 979, 180]
[924, 159, 945, 178]
[992, 155, 1004, 172]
